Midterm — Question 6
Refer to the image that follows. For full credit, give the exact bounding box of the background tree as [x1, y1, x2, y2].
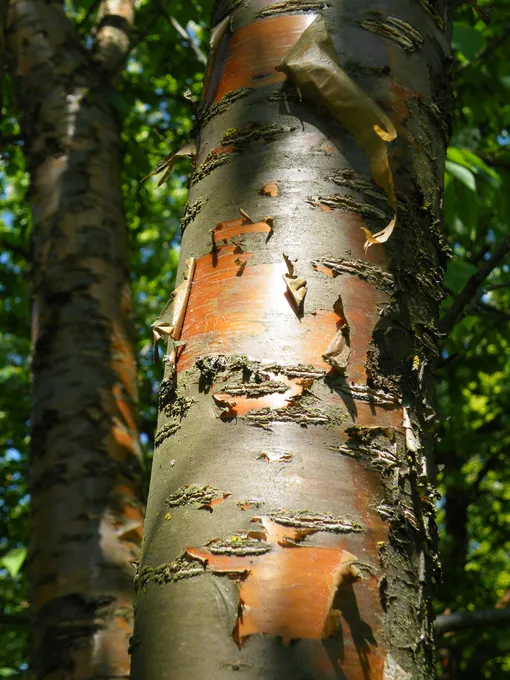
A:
[4, 1, 146, 678]
[1, 0, 509, 679]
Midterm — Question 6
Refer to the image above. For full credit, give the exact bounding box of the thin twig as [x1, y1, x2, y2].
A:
[128, 0, 170, 54]
[76, 0, 102, 31]
[475, 301, 510, 321]
[486, 282, 510, 291]
[440, 236, 510, 336]
[470, 452, 504, 501]
[0, 239, 29, 260]
[479, 154, 510, 172]
[435, 608, 510, 634]
[168, 15, 207, 65]
[0, 612, 29, 626]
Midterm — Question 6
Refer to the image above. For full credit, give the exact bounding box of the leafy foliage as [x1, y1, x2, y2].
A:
[0, 0, 509, 678]
[437, 1, 510, 677]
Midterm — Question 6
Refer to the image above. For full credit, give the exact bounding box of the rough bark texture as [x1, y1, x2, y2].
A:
[6, 2, 144, 679]
[0, 0, 8, 110]
[131, 1, 452, 679]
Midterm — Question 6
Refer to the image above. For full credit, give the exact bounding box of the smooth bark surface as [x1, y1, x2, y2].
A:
[132, 1, 452, 678]
[6, 2, 144, 678]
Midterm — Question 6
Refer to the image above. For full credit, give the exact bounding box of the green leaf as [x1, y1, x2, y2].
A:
[447, 147, 501, 185]
[452, 22, 485, 61]
[1, 548, 27, 578]
[0, 669, 18, 678]
[444, 261, 479, 294]
[445, 160, 476, 191]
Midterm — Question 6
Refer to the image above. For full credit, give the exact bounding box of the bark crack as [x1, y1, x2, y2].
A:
[165, 485, 231, 510]
[134, 557, 205, 589]
[180, 197, 207, 234]
[244, 404, 329, 427]
[307, 193, 389, 220]
[197, 89, 254, 129]
[269, 511, 363, 534]
[312, 258, 394, 292]
[256, 1, 331, 18]
[359, 14, 424, 53]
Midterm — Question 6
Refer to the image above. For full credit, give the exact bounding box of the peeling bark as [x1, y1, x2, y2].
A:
[131, 1, 452, 679]
[6, 2, 143, 679]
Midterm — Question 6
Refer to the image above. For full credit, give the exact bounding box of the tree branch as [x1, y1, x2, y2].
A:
[128, 0, 169, 55]
[129, 1, 207, 67]
[440, 236, 510, 336]
[479, 153, 510, 171]
[435, 608, 510, 634]
[76, 0, 102, 31]
[166, 14, 207, 66]
[0, 238, 29, 260]
[469, 452, 504, 501]
[91, 0, 135, 75]
[476, 300, 510, 321]
[0, 612, 29, 626]
[486, 282, 510, 291]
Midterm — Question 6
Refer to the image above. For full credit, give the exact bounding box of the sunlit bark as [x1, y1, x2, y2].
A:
[132, 1, 452, 678]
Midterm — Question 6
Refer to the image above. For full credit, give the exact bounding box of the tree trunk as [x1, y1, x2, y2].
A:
[131, 1, 452, 678]
[0, 0, 8, 111]
[6, 2, 144, 679]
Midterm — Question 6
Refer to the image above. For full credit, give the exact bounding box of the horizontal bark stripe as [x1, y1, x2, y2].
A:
[213, 373, 302, 415]
[214, 216, 272, 240]
[207, 14, 316, 104]
[178, 252, 341, 371]
[178, 232, 387, 395]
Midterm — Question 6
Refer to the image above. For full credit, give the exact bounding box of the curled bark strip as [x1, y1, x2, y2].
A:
[142, 141, 197, 186]
[282, 253, 307, 313]
[152, 257, 196, 356]
[210, 13, 231, 52]
[323, 325, 351, 372]
[276, 16, 397, 250]
[360, 216, 397, 254]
